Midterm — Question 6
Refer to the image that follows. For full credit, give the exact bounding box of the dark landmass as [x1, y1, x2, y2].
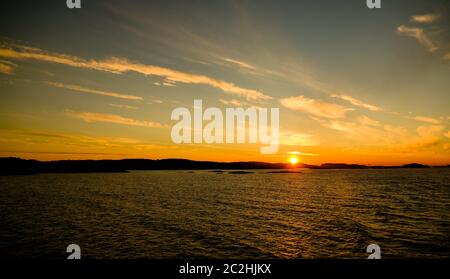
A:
[0, 157, 446, 175]
[0, 157, 128, 175]
[265, 170, 304, 174]
[0, 157, 289, 175]
[228, 171, 254, 174]
[402, 163, 430, 168]
[371, 163, 431, 169]
[318, 163, 368, 169]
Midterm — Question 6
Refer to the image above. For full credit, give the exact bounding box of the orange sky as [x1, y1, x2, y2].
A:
[0, 1, 449, 165]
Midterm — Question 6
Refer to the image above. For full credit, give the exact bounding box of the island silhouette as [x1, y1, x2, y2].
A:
[0, 157, 444, 175]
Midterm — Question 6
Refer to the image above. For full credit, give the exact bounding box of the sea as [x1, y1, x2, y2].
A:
[0, 168, 449, 259]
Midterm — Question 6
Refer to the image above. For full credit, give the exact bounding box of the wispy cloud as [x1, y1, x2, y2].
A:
[287, 151, 319, 157]
[357, 115, 380, 127]
[444, 52, 450, 61]
[219, 57, 257, 71]
[396, 25, 438, 52]
[331, 94, 381, 111]
[148, 99, 164, 105]
[265, 64, 384, 113]
[0, 43, 271, 101]
[320, 115, 446, 153]
[219, 98, 245, 107]
[46, 82, 143, 100]
[397, 10, 450, 61]
[405, 125, 444, 150]
[280, 96, 353, 119]
[313, 115, 402, 144]
[153, 80, 177, 87]
[410, 13, 441, 24]
[322, 120, 357, 134]
[280, 131, 320, 146]
[66, 110, 165, 128]
[109, 104, 138, 110]
[0, 60, 16, 75]
[0, 129, 176, 154]
[414, 116, 442, 125]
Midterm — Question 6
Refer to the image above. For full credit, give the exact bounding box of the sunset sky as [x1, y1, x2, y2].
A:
[0, 0, 449, 165]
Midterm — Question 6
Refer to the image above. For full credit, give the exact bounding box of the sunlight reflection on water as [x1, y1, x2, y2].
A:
[0, 168, 449, 258]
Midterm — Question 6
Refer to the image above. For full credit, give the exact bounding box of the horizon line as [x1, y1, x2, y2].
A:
[1, 157, 449, 168]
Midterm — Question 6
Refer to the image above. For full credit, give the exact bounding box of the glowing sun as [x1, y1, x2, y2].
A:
[289, 157, 299, 165]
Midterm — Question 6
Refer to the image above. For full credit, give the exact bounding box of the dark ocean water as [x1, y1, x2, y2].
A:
[0, 169, 449, 259]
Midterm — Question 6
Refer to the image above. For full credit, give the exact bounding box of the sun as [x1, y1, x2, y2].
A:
[289, 156, 299, 165]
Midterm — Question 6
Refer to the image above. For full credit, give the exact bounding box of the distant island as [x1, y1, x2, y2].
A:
[0, 157, 447, 175]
